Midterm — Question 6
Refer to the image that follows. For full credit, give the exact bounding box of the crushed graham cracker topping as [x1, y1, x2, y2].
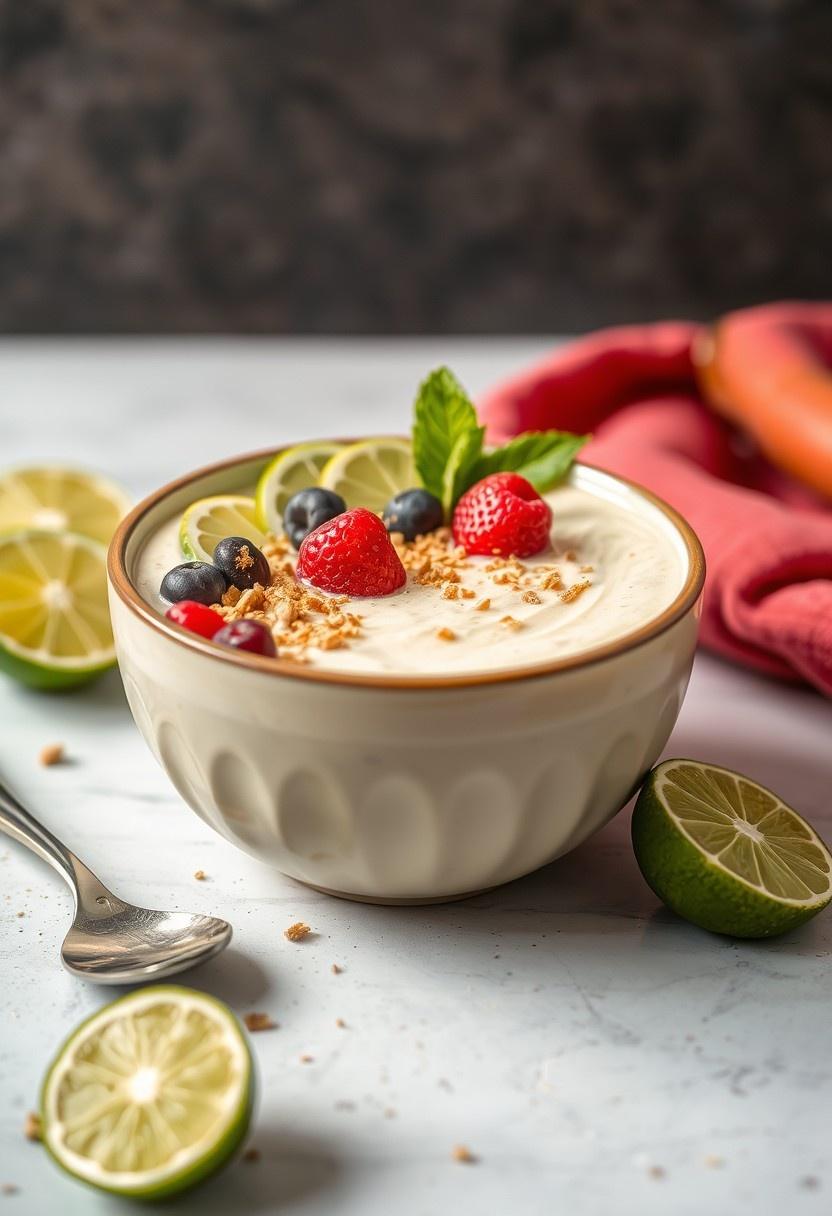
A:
[207, 526, 594, 663]
[235, 544, 255, 572]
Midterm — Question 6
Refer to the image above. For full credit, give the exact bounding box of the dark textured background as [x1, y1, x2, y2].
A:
[1, 0, 830, 334]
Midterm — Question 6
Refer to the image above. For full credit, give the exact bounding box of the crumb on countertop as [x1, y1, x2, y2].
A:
[243, 1012, 277, 1033]
[1, 1183, 19, 1195]
[23, 1113, 41, 1142]
[451, 1144, 477, 1164]
[331, 963, 343, 974]
[647, 1165, 666, 1180]
[284, 921, 312, 942]
[335, 1017, 347, 1028]
[242, 1147, 260, 1164]
[300, 1053, 314, 1064]
[193, 870, 207, 881]
[39, 744, 64, 768]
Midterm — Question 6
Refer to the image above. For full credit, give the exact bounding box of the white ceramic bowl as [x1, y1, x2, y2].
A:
[108, 449, 705, 904]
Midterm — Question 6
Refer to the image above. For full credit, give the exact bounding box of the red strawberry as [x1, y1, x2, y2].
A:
[297, 507, 407, 597]
[452, 473, 552, 558]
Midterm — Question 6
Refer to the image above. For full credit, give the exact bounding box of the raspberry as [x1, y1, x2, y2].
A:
[297, 507, 407, 597]
[452, 473, 552, 558]
[165, 600, 225, 639]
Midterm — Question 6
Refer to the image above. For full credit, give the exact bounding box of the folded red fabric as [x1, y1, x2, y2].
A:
[481, 322, 832, 695]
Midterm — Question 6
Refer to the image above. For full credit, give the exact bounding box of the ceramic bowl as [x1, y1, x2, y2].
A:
[108, 449, 705, 904]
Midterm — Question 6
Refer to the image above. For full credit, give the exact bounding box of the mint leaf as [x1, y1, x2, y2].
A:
[413, 367, 484, 517]
[471, 431, 588, 493]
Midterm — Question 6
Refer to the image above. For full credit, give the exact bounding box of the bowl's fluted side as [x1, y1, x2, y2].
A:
[109, 586, 700, 902]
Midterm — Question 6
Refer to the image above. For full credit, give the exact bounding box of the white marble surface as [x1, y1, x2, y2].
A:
[1, 340, 830, 1215]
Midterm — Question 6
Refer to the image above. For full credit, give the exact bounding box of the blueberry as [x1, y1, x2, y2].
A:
[160, 561, 226, 606]
[212, 536, 271, 590]
[284, 487, 347, 549]
[214, 619, 277, 657]
[382, 488, 444, 541]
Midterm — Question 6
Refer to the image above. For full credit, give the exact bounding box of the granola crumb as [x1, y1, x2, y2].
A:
[285, 921, 312, 942]
[560, 578, 592, 604]
[335, 1017, 347, 1028]
[300, 1053, 314, 1064]
[193, 869, 207, 881]
[242, 1147, 261, 1164]
[563, 549, 578, 561]
[451, 1144, 477, 1164]
[441, 584, 459, 601]
[521, 590, 542, 605]
[475, 598, 491, 612]
[580, 564, 595, 573]
[23, 1113, 41, 1142]
[460, 588, 476, 599]
[541, 570, 562, 591]
[499, 615, 522, 630]
[243, 1012, 277, 1033]
[235, 545, 255, 572]
[331, 963, 343, 974]
[436, 627, 456, 642]
[39, 744, 64, 768]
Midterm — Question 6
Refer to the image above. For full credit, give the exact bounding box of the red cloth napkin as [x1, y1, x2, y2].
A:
[480, 322, 832, 695]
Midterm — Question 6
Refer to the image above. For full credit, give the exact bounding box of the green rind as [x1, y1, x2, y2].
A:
[632, 762, 832, 939]
[0, 644, 115, 690]
[254, 441, 343, 531]
[40, 986, 255, 1202]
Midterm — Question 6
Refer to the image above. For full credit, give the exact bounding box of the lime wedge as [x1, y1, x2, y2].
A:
[0, 467, 130, 545]
[632, 759, 832, 938]
[41, 986, 253, 1200]
[255, 441, 343, 532]
[319, 438, 416, 514]
[0, 530, 115, 689]
[179, 495, 268, 563]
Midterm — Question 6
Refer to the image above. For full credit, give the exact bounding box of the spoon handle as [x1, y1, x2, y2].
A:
[0, 779, 117, 914]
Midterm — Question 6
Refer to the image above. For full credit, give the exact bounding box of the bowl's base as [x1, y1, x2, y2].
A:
[295, 878, 497, 906]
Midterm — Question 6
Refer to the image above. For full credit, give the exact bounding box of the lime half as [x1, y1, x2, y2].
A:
[179, 495, 268, 563]
[0, 530, 115, 690]
[255, 441, 343, 532]
[41, 986, 254, 1200]
[319, 438, 415, 513]
[633, 759, 832, 938]
[0, 466, 130, 545]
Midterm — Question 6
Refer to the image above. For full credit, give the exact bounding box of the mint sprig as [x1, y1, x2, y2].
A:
[412, 367, 587, 517]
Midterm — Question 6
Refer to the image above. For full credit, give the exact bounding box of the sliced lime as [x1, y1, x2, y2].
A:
[319, 438, 415, 514]
[179, 495, 268, 563]
[632, 759, 832, 938]
[0, 466, 130, 545]
[0, 530, 115, 690]
[41, 986, 254, 1200]
[255, 441, 344, 533]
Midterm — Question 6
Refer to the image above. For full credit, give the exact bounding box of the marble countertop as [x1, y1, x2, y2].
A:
[1, 340, 830, 1216]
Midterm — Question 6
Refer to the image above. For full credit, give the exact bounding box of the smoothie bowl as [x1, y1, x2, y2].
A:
[107, 371, 704, 902]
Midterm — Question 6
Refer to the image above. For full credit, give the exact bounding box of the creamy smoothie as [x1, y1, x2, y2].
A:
[135, 478, 688, 677]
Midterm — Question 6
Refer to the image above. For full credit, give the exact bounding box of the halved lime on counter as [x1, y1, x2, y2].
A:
[319, 438, 416, 513]
[255, 440, 344, 532]
[0, 530, 115, 689]
[41, 986, 254, 1200]
[179, 495, 268, 563]
[632, 759, 832, 938]
[0, 466, 130, 545]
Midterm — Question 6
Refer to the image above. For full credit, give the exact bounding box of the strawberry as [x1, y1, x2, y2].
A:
[452, 473, 552, 558]
[297, 507, 407, 597]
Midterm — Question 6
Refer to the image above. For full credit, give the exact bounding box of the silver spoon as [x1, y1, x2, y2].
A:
[0, 779, 232, 984]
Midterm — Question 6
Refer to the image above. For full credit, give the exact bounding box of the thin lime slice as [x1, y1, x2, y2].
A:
[41, 986, 254, 1200]
[255, 441, 344, 533]
[632, 759, 832, 938]
[319, 438, 415, 514]
[179, 495, 268, 563]
[0, 530, 115, 690]
[0, 467, 130, 545]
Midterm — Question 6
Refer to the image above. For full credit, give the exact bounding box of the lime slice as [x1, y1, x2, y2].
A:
[41, 986, 253, 1200]
[255, 441, 344, 532]
[319, 438, 416, 513]
[632, 759, 832, 938]
[0, 466, 130, 545]
[0, 530, 115, 690]
[179, 495, 268, 563]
